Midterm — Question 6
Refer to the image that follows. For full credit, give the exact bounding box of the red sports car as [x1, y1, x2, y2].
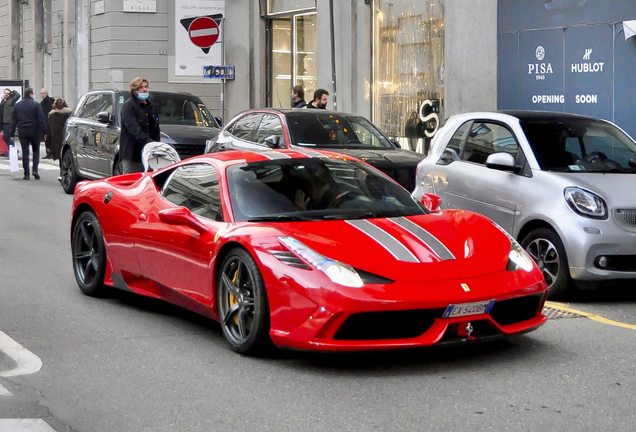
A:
[70, 149, 548, 355]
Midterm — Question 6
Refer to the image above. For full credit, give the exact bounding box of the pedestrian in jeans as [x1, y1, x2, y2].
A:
[10, 87, 47, 180]
[119, 77, 160, 173]
[0, 88, 20, 147]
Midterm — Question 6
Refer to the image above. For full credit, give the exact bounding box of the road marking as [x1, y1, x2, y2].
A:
[0, 419, 57, 431]
[545, 301, 636, 331]
[0, 382, 11, 396]
[0, 330, 42, 378]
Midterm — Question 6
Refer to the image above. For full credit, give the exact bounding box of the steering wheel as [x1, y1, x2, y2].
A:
[583, 151, 608, 164]
[330, 191, 352, 208]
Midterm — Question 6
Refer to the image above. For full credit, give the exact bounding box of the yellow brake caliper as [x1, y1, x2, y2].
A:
[229, 269, 239, 325]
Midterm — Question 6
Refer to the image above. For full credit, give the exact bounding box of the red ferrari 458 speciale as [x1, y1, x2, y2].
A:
[70, 149, 548, 355]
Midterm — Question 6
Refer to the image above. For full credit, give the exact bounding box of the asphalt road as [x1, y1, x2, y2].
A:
[1, 158, 636, 431]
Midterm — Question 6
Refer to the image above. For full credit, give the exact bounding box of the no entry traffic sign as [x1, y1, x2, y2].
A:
[180, 14, 223, 54]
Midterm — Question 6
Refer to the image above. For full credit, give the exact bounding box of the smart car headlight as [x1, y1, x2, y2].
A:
[564, 187, 607, 219]
[492, 222, 534, 272]
[278, 237, 364, 287]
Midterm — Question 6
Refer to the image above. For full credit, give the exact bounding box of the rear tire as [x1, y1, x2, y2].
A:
[520, 228, 572, 299]
[216, 248, 272, 355]
[72, 211, 108, 297]
[61, 149, 80, 194]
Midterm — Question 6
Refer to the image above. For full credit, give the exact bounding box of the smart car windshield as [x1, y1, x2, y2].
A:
[227, 159, 427, 222]
[521, 118, 636, 173]
[285, 112, 393, 149]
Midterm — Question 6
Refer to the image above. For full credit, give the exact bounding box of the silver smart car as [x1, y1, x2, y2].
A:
[413, 110, 636, 297]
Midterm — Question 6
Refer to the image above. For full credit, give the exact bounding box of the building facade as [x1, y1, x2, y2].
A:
[0, 0, 498, 152]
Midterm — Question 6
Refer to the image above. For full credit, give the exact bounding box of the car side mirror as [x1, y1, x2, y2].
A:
[263, 135, 282, 149]
[96, 111, 111, 124]
[420, 193, 442, 211]
[158, 207, 210, 235]
[486, 152, 521, 173]
[437, 148, 460, 165]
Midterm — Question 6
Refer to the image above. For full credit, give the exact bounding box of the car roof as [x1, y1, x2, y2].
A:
[237, 108, 366, 117]
[497, 110, 605, 123]
[83, 89, 200, 99]
[168, 148, 363, 170]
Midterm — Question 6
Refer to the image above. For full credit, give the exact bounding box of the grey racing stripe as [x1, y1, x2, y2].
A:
[289, 147, 328, 158]
[388, 217, 456, 260]
[346, 219, 419, 263]
[264, 151, 292, 159]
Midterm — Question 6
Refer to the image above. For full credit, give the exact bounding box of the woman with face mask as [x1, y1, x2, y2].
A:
[119, 77, 161, 173]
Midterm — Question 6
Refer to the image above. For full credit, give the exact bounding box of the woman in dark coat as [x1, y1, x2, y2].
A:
[46, 98, 72, 161]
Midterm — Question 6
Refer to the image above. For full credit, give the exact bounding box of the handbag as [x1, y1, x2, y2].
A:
[9, 145, 19, 172]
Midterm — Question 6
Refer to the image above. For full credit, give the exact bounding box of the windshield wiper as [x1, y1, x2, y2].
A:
[323, 211, 375, 220]
[247, 214, 319, 222]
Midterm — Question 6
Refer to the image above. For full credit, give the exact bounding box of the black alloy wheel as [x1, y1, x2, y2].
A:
[217, 248, 271, 355]
[61, 149, 80, 194]
[521, 228, 572, 299]
[72, 211, 107, 296]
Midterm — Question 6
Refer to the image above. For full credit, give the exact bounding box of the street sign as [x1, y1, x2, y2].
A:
[203, 65, 235, 80]
[180, 14, 223, 54]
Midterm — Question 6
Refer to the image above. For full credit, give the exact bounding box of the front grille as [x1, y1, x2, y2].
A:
[613, 209, 636, 233]
[173, 143, 205, 158]
[271, 251, 310, 269]
[594, 255, 636, 272]
[333, 308, 444, 340]
[489, 293, 543, 326]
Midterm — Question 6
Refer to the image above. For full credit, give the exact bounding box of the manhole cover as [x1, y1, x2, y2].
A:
[543, 306, 585, 320]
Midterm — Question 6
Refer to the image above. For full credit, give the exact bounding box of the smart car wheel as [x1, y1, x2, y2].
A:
[521, 228, 572, 299]
[72, 211, 107, 296]
[217, 248, 271, 355]
[61, 149, 80, 194]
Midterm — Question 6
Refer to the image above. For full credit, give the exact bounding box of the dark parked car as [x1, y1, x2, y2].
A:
[204, 108, 424, 191]
[60, 89, 221, 194]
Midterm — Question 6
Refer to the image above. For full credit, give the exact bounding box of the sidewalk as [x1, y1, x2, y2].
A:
[0, 142, 60, 168]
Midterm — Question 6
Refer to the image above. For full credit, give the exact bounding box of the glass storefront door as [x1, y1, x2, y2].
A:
[269, 13, 317, 107]
[373, 0, 445, 154]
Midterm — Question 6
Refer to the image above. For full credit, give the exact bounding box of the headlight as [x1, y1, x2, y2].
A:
[564, 187, 607, 219]
[491, 222, 534, 272]
[278, 237, 364, 288]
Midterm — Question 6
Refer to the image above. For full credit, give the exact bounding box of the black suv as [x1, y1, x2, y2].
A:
[60, 89, 221, 194]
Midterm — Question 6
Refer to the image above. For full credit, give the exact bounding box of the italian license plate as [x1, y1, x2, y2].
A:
[442, 300, 496, 318]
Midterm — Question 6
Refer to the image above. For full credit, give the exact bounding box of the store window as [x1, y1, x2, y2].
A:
[373, 0, 445, 154]
[269, 13, 317, 107]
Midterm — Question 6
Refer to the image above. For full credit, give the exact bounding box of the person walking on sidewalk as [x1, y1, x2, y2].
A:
[40, 88, 55, 159]
[0, 88, 20, 147]
[119, 77, 160, 173]
[10, 87, 47, 180]
[46, 98, 72, 181]
[306, 88, 329, 109]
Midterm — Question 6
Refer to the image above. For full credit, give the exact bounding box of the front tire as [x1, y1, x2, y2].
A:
[217, 248, 272, 355]
[61, 149, 80, 194]
[520, 228, 572, 299]
[72, 211, 108, 296]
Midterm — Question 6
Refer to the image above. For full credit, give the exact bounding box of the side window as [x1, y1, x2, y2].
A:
[161, 164, 224, 222]
[446, 121, 472, 155]
[462, 122, 518, 165]
[77, 94, 101, 119]
[256, 114, 284, 144]
[96, 94, 114, 118]
[228, 113, 260, 140]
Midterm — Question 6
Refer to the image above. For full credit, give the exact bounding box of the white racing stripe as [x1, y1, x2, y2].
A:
[346, 219, 419, 263]
[0, 419, 57, 431]
[0, 330, 42, 378]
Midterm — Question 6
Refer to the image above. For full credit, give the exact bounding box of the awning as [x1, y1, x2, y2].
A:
[623, 20, 636, 41]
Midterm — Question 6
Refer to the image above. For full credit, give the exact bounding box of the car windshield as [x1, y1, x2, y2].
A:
[285, 112, 393, 149]
[152, 93, 217, 128]
[227, 158, 427, 222]
[520, 118, 636, 173]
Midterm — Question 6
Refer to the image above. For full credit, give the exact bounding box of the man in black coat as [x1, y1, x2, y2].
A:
[40, 88, 55, 159]
[291, 85, 307, 108]
[119, 77, 160, 173]
[0, 88, 20, 147]
[306, 88, 329, 109]
[10, 87, 47, 180]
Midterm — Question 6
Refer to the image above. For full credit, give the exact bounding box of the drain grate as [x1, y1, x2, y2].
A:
[542, 306, 586, 320]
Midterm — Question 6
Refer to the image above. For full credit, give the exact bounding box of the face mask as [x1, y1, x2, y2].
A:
[137, 92, 150, 100]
